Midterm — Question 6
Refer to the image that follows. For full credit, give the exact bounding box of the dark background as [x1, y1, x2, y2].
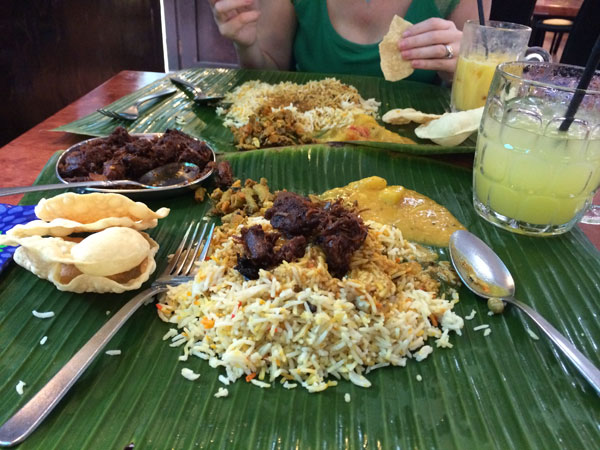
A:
[0, 0, 164, 148]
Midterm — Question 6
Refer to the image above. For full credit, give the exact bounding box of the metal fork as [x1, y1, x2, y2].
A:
[0, 221, 215, 447]
[169, 76, 226, 104]
[97, 87, 177, 120]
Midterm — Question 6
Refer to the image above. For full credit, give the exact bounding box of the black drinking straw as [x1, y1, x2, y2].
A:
[559, 33, 600, 131]
[476, 0, 488, 56]
[476, 0, 485, 26]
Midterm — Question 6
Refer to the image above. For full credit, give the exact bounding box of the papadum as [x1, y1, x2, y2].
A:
[10, 229, 158, 293]
[0, 193, 169, 293]
[414, 107, 484, 146]
[382, 108, 442, 125]
[8, 192, 169, 238]
[379, 16, 414, 82]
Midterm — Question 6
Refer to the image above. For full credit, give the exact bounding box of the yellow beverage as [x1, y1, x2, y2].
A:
[474, 116, 600, 231]
[451, 55, 506, 111]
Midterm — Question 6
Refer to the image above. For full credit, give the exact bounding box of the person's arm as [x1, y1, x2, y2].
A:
[209, 0, 297, 70]
[398, 0, 491, 76]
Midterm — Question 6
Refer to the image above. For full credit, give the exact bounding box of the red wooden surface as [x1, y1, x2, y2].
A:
[534, 0, 583, 17]
[0, 70, 598, 249]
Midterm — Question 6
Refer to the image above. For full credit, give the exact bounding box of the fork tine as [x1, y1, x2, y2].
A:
[174, 222, 201, 276]
[198, 223, 215, 263]
[181, 222, 208, 276]
[164, 221, 196, 275]
[97, 108, 120, 120]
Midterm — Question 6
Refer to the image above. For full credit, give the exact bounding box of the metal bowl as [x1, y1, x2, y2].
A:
[55, 133, 215, 200]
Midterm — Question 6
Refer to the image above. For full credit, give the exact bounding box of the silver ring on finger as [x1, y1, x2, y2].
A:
[443, 44, 454, 59]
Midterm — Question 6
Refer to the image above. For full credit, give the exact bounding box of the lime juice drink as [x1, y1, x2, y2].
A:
[474, 105, 600, 234]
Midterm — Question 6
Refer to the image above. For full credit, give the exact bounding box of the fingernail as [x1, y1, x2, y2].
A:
[401, 51, 410, 59]
[402, 30, 411, 37]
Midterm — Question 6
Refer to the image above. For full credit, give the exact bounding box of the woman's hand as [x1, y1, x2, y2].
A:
[209, 0, 261, 48]
[398, 18, 462, 75]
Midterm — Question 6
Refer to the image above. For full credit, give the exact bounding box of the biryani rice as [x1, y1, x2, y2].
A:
[159, 216, 463, 392]
[218, 78, 381, 133]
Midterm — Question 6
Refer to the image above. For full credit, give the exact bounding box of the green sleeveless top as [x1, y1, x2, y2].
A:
[292, 0, 459, 84]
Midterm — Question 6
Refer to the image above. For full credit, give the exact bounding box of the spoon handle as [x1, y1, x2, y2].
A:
[508, 296, 600, 394]
[0, 181, 142, 197]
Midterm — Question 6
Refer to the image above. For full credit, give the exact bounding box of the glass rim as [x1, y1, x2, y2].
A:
[464, 19, 532, 33]
[496, 61, 600, 96]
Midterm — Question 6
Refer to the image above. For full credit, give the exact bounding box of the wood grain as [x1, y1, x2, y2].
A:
[534, 0, 583, 17]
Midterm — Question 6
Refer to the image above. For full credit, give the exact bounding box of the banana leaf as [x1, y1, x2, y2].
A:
[53, 68, 476, 154]
[1, 145, 599, 449]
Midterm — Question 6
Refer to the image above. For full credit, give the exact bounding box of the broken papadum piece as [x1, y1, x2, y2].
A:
[379, 16, 414, 82]
[382, 108, 442, 125]
[414, 107, 484, 146]
[7, 228, 158, 293]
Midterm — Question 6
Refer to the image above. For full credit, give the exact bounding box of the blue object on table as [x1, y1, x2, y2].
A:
[0, 204, 37, 273]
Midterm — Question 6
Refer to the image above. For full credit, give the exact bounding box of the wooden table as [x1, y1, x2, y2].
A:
[534, 0, 583, 18]
[0, 70, 598, 249]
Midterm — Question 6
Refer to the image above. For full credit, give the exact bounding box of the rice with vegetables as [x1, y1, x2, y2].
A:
[217, 78, 381, 133]
[158, 212, 464, 392]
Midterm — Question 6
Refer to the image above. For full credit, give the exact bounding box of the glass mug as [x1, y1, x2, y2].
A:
[451, 21, 549, 112]
[473, 61, 600, 236]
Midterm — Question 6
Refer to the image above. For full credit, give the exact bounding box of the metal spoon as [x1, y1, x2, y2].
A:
[449, 229, 600, 395]
[0, 162, 200, 197]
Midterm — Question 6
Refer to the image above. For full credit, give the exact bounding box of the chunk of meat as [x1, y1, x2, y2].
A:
[234, 225, 307, 280]
[264, 192, 324, 237]
[207, 160, 235, 190]
[57, 127, 214, 185]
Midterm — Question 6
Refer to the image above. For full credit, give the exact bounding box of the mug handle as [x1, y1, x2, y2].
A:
[581, 206, 600, 225]
[524, 46, 552, 62]
[581, 191, 600, 225]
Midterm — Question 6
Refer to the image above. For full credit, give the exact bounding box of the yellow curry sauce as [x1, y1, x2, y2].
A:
[320, 176, 465, 247]
[317, 114, 416, 145]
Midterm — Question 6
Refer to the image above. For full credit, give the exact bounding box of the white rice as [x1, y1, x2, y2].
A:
[464, 310, 477, 320]
[32, 310, 54, 319]
[416, 374, 423, 382]
[105, 350, 121, 356]
[483, 328, 492, 337]
[473, 324, 490, 332]
[162, 328, 178, 341]
[344, 393, 351, 403]
[39, 336, 48, 345]
[214, 387, 229, 398]
[181, 368, 201, 381]
[16, 380, 26, 395]
[159, 218, 463, 392]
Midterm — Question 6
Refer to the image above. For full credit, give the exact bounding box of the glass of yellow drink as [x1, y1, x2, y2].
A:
[451, 21, 535, 112]
[473, 62, 600, 236]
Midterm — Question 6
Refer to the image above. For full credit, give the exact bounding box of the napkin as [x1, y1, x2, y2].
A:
[0, 204, 37, 273]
